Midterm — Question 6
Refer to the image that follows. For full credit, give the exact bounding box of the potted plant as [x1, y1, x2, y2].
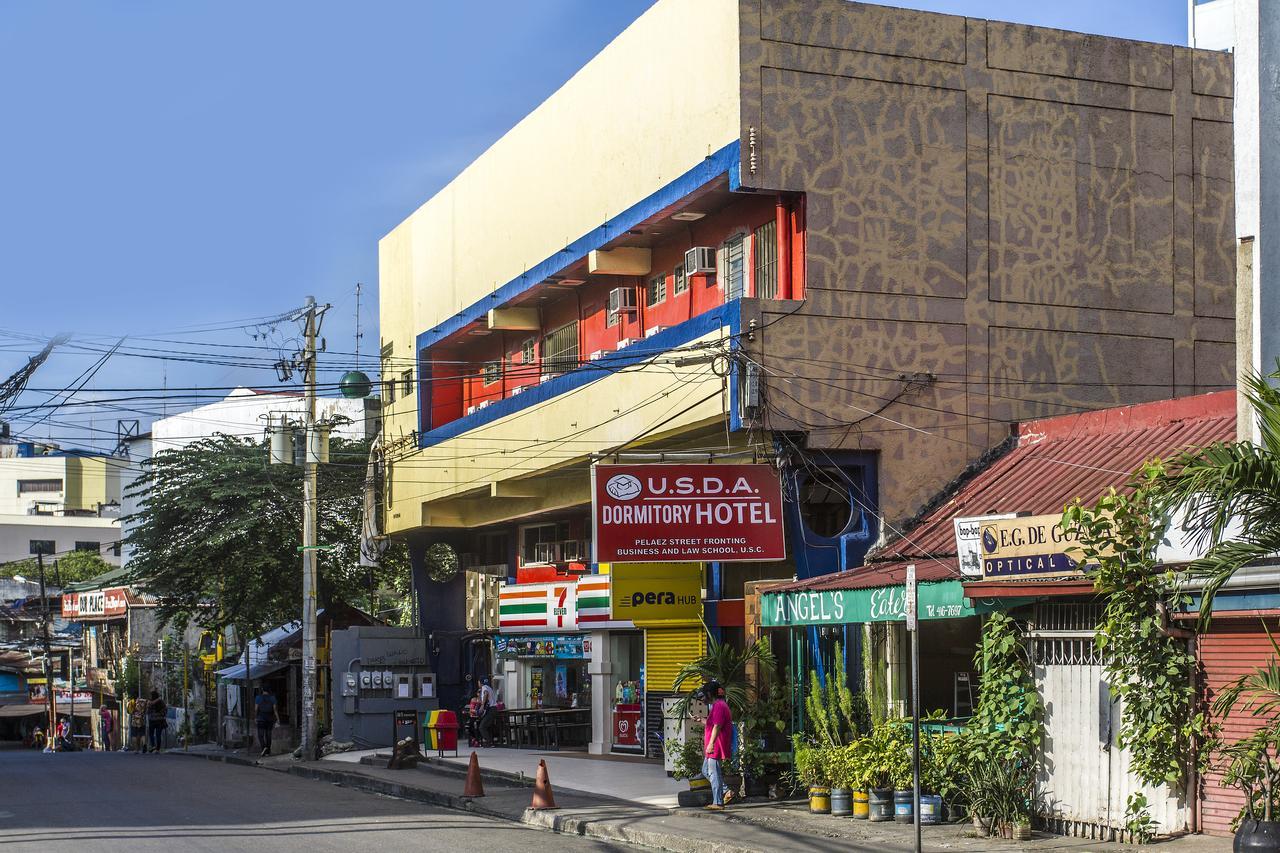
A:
[848, 739, 873, 820]
[962, 754, 1036, 839]
[828, 743, 854, 817]
[793, 735, 832, 813]
[668, 725, 711, 807]
[864, 719, 904, 822]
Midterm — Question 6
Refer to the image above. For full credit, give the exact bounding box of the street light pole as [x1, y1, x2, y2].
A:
[37, 552, 56, 752]
[301, 296, 319, 760]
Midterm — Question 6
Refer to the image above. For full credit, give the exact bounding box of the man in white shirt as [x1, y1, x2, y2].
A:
[478, 678, 498, 746]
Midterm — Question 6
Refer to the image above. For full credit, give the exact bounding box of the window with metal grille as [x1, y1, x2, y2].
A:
[401, 369, 414, 398]
[673, 264, 687, 295]
[482, 361, 502, 386]
[18, 479, 62, 494]
[541, 321, 579, 375]
[74, 541, 100, 552]
[753, 219, 778, 299]
[646, 273, 666, 307]
[112, 542, 122, 557]
[29, 540, 54, 556]
[724, 235, 745, 300]
[521, 338, 535, 364]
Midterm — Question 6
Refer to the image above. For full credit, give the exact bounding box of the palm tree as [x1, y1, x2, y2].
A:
[1155, 369, 1280, 617]
[670, 632, 776, 721]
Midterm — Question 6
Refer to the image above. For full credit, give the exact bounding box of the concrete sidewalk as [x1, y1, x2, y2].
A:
[172, 744, 1230, 853]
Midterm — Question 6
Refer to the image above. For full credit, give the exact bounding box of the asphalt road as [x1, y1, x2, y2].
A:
[0, 747, 633, 852]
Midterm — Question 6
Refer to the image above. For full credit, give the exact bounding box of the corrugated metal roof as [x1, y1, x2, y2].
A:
[770, 391, 1236, 595]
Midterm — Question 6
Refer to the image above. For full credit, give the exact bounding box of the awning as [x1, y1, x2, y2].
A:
[215, 659, 290, 682]
[0, 703, 92, 718]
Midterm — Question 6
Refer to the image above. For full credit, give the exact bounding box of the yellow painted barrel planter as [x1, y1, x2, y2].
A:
[851, 790, 870, 819]
[809, 785, 831, 814]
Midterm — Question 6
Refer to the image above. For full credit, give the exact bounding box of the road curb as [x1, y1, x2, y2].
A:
[173, 749, 759, 853]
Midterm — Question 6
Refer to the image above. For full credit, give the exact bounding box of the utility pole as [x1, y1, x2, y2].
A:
[37, 552, 56, 752]
[301, 295, 320, 761]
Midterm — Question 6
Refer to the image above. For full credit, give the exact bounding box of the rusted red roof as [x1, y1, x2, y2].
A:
[769, 391, 1236, 594]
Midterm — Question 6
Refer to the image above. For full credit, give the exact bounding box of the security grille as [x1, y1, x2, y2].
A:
[754, 219, 778, 299]
[541, 321, 579, 375]
[1033, 636, 1103, 666]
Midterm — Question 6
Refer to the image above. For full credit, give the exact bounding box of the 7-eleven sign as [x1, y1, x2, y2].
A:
[499, 581, 579, 632]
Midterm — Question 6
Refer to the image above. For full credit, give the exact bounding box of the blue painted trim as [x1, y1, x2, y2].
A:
[419, 301, 741, 448]
[414, 140, 740, 360]
[1186, 588, 1280, 613]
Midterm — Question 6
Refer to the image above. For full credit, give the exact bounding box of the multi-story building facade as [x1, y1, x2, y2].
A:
[378, 0, 1236, 747]
[0, 441, 125, 566]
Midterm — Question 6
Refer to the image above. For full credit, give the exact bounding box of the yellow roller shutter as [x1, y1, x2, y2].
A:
[644, 627, 706, 693]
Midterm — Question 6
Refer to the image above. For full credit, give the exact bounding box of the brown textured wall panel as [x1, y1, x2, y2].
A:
[762, 68, 968, 299]
[986, 21, 1173, 89]
[760, 0, 967, 64]
[1193, 50, 1233, 98]
[740, 0, 1235, 524]
[988, 96, 1175, 313]
[987, 327, 1174, 422]
[1193, 119, 1236, 318]
[1194, 340, 1235, 392]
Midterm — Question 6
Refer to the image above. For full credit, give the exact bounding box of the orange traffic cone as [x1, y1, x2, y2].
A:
[463, 751, 485, 798]
[530, 759, 558, 809]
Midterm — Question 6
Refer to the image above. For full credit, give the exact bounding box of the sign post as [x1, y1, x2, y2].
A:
[905, 564, 921, 853]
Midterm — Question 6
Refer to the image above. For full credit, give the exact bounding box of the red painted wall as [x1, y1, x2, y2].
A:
[423, 192, 804, 430]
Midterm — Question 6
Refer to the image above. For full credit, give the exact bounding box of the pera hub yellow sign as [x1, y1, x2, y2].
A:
[609, 563, 702, 626]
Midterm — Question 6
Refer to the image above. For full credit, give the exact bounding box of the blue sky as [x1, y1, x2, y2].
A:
[0, 0, 1189, 450]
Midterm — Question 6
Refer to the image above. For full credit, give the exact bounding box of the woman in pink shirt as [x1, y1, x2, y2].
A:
[701, 681, 733, 810]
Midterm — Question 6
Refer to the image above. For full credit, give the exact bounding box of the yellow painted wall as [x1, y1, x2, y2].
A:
[385, 327, 732, 534]
[63, 456, 123, 512]
[378, 0, 741, 457]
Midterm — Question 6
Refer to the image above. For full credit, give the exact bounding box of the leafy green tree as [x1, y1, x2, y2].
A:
[1151, 369, 1280, 615]
[1066, 465, 1207, 790]
[124, 434, 409, 637]
[968, 611, 1041, 762]
[670, 633, 776, 720]
[8, 549, 115, 586]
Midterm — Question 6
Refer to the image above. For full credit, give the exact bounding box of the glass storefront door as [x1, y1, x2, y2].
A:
[609, 630, 644, 753]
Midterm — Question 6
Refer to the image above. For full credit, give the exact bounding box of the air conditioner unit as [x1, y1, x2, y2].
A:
[644, 326, 667, 338]
[588, 350, 606, 361]
[510, 385, 525, 396]
[477, 400, 491, 410]
[534, 541, 560, 564]
[540, 372, 557, 383]
[685, 246, 716, 274]
[466, 405, 478, 416]
[607, 287, 638, 315]
[616, 338, 637, 350]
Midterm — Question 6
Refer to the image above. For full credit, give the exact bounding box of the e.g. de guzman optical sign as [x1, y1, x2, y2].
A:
[979, 513, 1109, 580]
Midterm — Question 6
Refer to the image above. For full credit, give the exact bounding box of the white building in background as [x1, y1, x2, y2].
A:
[1190, 0, 1280, 439]
[0, 442, 126, 566]
[119, 387, 380, 563]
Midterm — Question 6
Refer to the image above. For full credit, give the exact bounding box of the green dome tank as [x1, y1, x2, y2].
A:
[339, 370, 372, 399]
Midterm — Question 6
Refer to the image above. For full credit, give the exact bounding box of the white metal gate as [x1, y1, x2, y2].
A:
[1031, 603, 1187, 841]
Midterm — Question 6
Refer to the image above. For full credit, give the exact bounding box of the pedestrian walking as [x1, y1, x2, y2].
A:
[99, 704, 114, 752]
[477, 677, 497, 747]
[701, 680, 733, 811]
[128, 697, 146, 753]
[255, 685, 280, 757]
[465, 689, 483, 747]
[145, 690, 167, 753]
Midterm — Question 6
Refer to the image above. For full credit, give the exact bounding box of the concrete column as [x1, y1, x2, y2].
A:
[587, 630, 612, 755]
